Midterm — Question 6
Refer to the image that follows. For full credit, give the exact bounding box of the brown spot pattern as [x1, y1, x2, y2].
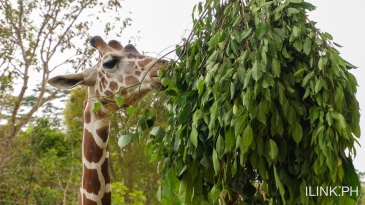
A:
[100, 77, 107, 89]
[84, 104, 92, 124]
[117, 74, 124, 83]
[125, 76, 139, 85]
[104, 90, 113, 97]
[125, 69, 132, 75]
[99, 83, 104, 92]
[96, 126, 109, 143]
[94, 108, 108, 121]
[109, 81, 118, 92]
[137, 58, 152, 67]
[120, 88, 128, 96]
[83, 129, 103, 163]
[101, 192, 111, 205]
[135, 71, 141, 76]
[106, 72, 112, 78]
[101, 156, 110, 184]
[83, 165, 101, 195]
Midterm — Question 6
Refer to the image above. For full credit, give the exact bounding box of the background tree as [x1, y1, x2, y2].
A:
[145, 0, 361, 204]
[0, 0, 133, 202]
[0, 0, 127, 179]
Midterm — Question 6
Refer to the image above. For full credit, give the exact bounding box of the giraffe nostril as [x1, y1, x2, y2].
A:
[103, 58, 119, 69]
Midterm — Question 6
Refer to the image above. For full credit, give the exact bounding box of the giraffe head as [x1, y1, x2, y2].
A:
[49, 36, 168, 109]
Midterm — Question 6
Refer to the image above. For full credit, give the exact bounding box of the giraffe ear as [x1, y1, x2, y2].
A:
[48, 72, 96, 89]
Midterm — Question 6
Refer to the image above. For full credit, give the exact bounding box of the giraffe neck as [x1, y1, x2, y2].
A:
[80, 99, 112, 205]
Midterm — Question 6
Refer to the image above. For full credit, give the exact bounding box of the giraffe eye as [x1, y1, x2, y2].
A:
[103, 58, 119, 69]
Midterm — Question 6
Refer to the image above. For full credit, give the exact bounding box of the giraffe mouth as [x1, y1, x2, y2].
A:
[149, 71, 161, 83]
[150, 77, 166, 90]
[149, 74, 166, 90]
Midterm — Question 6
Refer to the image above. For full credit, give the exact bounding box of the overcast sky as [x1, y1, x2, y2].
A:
[89, 0, 365, 172]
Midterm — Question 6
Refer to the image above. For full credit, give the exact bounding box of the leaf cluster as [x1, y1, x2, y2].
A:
[147, 0, 361, 204]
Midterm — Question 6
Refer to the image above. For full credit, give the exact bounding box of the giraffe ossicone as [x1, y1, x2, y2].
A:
[48, 36, 168, 205]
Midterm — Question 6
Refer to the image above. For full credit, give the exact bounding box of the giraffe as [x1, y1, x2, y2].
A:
[48, 36, 168, 205]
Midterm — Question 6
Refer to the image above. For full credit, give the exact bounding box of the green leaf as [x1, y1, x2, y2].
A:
[269, 139, 278, 159]
[342, 158, 361, 201]
[115, 96, 124, 107]
[324, 32, 333, 40]
[326, 112, 333, 126]
[209, 184, 220, 201]
[231, 30, 240, 41]
[292, 121, 303, 144]
[192, 172, 203, 204]
[178, 172, 193, 204]
[260, 1, 273, 8]
[242, 125, 253, 146]
[118, 134, 132, 149]
[302, 71, 314, 86]
[92, 102, 101, 113]
[230, 82, 235, 99]
[273, 166, 286, 203]
[241, 28, 252, 40]
[216, 135, 224, 156]
[338, 113, 347, 128]
[318, 57, 325, 70]
[156, 186, 162, 201]
[190, 126, 198, 147]
[179, 106, 190, 123]
[207, 50, 218, 63]
[333, 42, 343, 47]
[126, 107, 136, 116]
[230, 40, 239, 55]
[255, 22, 267, 39]
[197, 76, 205, 96]
[234, 114, 246, 136]
[252, 60, 263, 81]
[150, 126, 165, 137]
[315, 79, 322, 93]
[303, 38, 311, 55]
[257, 102, 267, 125]
[293, 40, 302, 52]
[225, 128, 234, 151]
[293, 68, 306, 77]
[290, 0, 302, 3]
[297, 2, 316, 10]
[210, 101, 219, 121]
[292, 26, 300, 37]
[272, 58, 281, 77]
[212, 149, 220, 174]
[200, 155, 210, 168]
[161, 78, 171, 87]
[288, 8, 300, 15]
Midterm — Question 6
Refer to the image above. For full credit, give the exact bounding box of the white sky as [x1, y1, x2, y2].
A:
[108, 0, 365, 172]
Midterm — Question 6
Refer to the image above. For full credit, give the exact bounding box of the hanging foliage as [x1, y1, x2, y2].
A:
[143, 0, 361, 204]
